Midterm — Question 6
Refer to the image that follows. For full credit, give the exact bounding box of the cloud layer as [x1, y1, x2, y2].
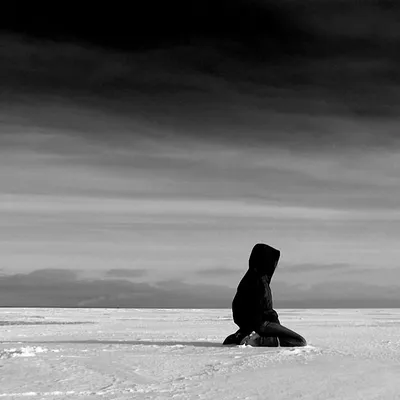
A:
[1, 267, 399, 308]
[0, 269, 232, 308]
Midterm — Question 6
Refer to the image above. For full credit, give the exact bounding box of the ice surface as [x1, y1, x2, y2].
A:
[1, 308, 400, 399]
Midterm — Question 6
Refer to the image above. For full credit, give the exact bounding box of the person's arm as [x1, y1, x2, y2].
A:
[263, 309, 280, 324]
[259, 276, 280, 324]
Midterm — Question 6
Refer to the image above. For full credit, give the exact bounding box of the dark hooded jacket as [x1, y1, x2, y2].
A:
[232, 243, 280, 332]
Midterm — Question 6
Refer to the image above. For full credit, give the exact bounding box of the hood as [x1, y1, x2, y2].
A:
[249, 243, 280, 279]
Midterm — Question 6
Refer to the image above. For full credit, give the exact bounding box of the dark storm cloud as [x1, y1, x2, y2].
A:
[2, 38, 400, 154]
[1, 1, 313, 53]
[105, 269, 148, 279]
[2, 1, 400, 149]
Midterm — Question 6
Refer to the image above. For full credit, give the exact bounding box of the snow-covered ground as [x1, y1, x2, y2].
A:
[1, 308, 399, 399]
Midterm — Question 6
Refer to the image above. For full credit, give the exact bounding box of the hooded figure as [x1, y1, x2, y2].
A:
[232, 243, 280, 334]
[223, 243, 307, 347]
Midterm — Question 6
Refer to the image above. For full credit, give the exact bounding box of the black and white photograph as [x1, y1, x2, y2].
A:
[1, 1, 399, 398]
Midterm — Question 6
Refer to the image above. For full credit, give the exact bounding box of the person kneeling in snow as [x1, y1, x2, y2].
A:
[223, 243, 307, 347]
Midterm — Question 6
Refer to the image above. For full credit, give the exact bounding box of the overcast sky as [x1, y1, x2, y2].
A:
[1, 1, 400, 307]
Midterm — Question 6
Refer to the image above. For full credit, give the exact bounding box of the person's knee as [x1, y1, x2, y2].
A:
[297, 336, 307, 346]
[289, 335, 307, 347]
[293, 336, 307, 347]
[279, 336, 307, 347]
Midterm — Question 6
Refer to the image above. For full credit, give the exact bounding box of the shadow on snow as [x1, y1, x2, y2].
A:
[1, 340, 224, 348]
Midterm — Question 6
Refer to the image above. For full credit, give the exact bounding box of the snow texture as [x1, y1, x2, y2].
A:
[1, 308, 400, 399]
